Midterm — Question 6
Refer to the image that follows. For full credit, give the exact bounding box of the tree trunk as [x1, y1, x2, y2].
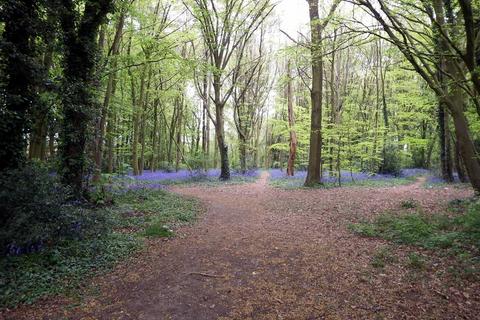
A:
[213, 73, 230, 180]
[93, 12, 124, 180]
[0, 0, 38, 171]
[439, 102, 454, 182]
[59, 0, 112, 196]
[305, 0, 323, 186]
[286, 61, 297, 176]
[215, 107, 230, 180]
[175, 96, 183, 172]
[239, 136, 247, 174]
[151, 98, 159, 171]
[451, 108, 480, 191]
[454, 137, 468, 183]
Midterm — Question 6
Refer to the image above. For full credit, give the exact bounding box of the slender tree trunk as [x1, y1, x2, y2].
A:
[175, 96, 183, 172]
[151, 98, 159, 171]
[93, 12, 124, 180]
[48, 128, 55, 159]
[286, 61, 297, 176]
[239, 136, 247, 173]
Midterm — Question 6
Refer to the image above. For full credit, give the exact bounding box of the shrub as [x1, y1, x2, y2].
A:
[0, 164, 99, 256]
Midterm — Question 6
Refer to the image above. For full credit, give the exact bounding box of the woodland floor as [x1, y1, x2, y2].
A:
[2, 173, 479, 320]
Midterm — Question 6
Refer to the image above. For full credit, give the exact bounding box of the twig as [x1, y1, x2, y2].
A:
[187, 272, 225, 278]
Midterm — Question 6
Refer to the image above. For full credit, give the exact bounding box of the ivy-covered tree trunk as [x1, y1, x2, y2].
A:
[0, 0, 39, 171]
[59, 0, 113, 196]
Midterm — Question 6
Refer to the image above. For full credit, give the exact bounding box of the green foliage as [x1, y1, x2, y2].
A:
[0, 186, 200, 307]
[0, 164, 94, 256]
[113, 188, 199, 229]
[143, 223, 174, 238]
[355, 213, 434, 244]
[380, 143, 402, 175]
[0, 233, 139, 307]
[351, 200, 480, 254]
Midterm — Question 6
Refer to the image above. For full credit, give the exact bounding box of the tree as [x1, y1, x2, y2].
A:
[286, 60, 297, 176]
[304, 0, 340, 186]
[356, 0, 480, 192]
[0, 1, 41, 171]
[58, 0, 114, 196]
[186, 0, 274, 180]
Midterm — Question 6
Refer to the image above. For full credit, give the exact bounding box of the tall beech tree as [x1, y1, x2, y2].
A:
[304, 0, 340, 186]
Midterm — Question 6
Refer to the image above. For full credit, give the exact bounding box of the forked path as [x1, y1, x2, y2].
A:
[6, 173, 480, 319]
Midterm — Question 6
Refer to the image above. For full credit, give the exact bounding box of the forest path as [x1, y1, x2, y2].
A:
[8, 174, 479, 320]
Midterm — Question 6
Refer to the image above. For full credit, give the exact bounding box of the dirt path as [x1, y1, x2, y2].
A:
[5, 174, 479, 320]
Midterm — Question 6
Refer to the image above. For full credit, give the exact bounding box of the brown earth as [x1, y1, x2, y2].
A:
[2, 173, 479, 320]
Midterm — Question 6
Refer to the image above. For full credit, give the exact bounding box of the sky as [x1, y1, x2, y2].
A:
[276, 0, 310, 36]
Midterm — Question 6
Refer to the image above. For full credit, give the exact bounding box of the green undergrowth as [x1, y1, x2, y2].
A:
[0, 188, 200, 308]
[350, 198, 480, 277]
[270, 176, 415, 190]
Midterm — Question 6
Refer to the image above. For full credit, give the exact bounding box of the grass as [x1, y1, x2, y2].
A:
[371, 246, 397, 268]
[270, 176, 416, 190]
[423, 181, 471, 189]
[0, 188, 200, 308]
[350, 199, 480, 276]
[406, 252, 426, 270]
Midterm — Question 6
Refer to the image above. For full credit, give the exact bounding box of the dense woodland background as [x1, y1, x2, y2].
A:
[2, 0, 480, 190]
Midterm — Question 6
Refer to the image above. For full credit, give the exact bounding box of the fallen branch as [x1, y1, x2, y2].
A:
[187, 272, 225, 278]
